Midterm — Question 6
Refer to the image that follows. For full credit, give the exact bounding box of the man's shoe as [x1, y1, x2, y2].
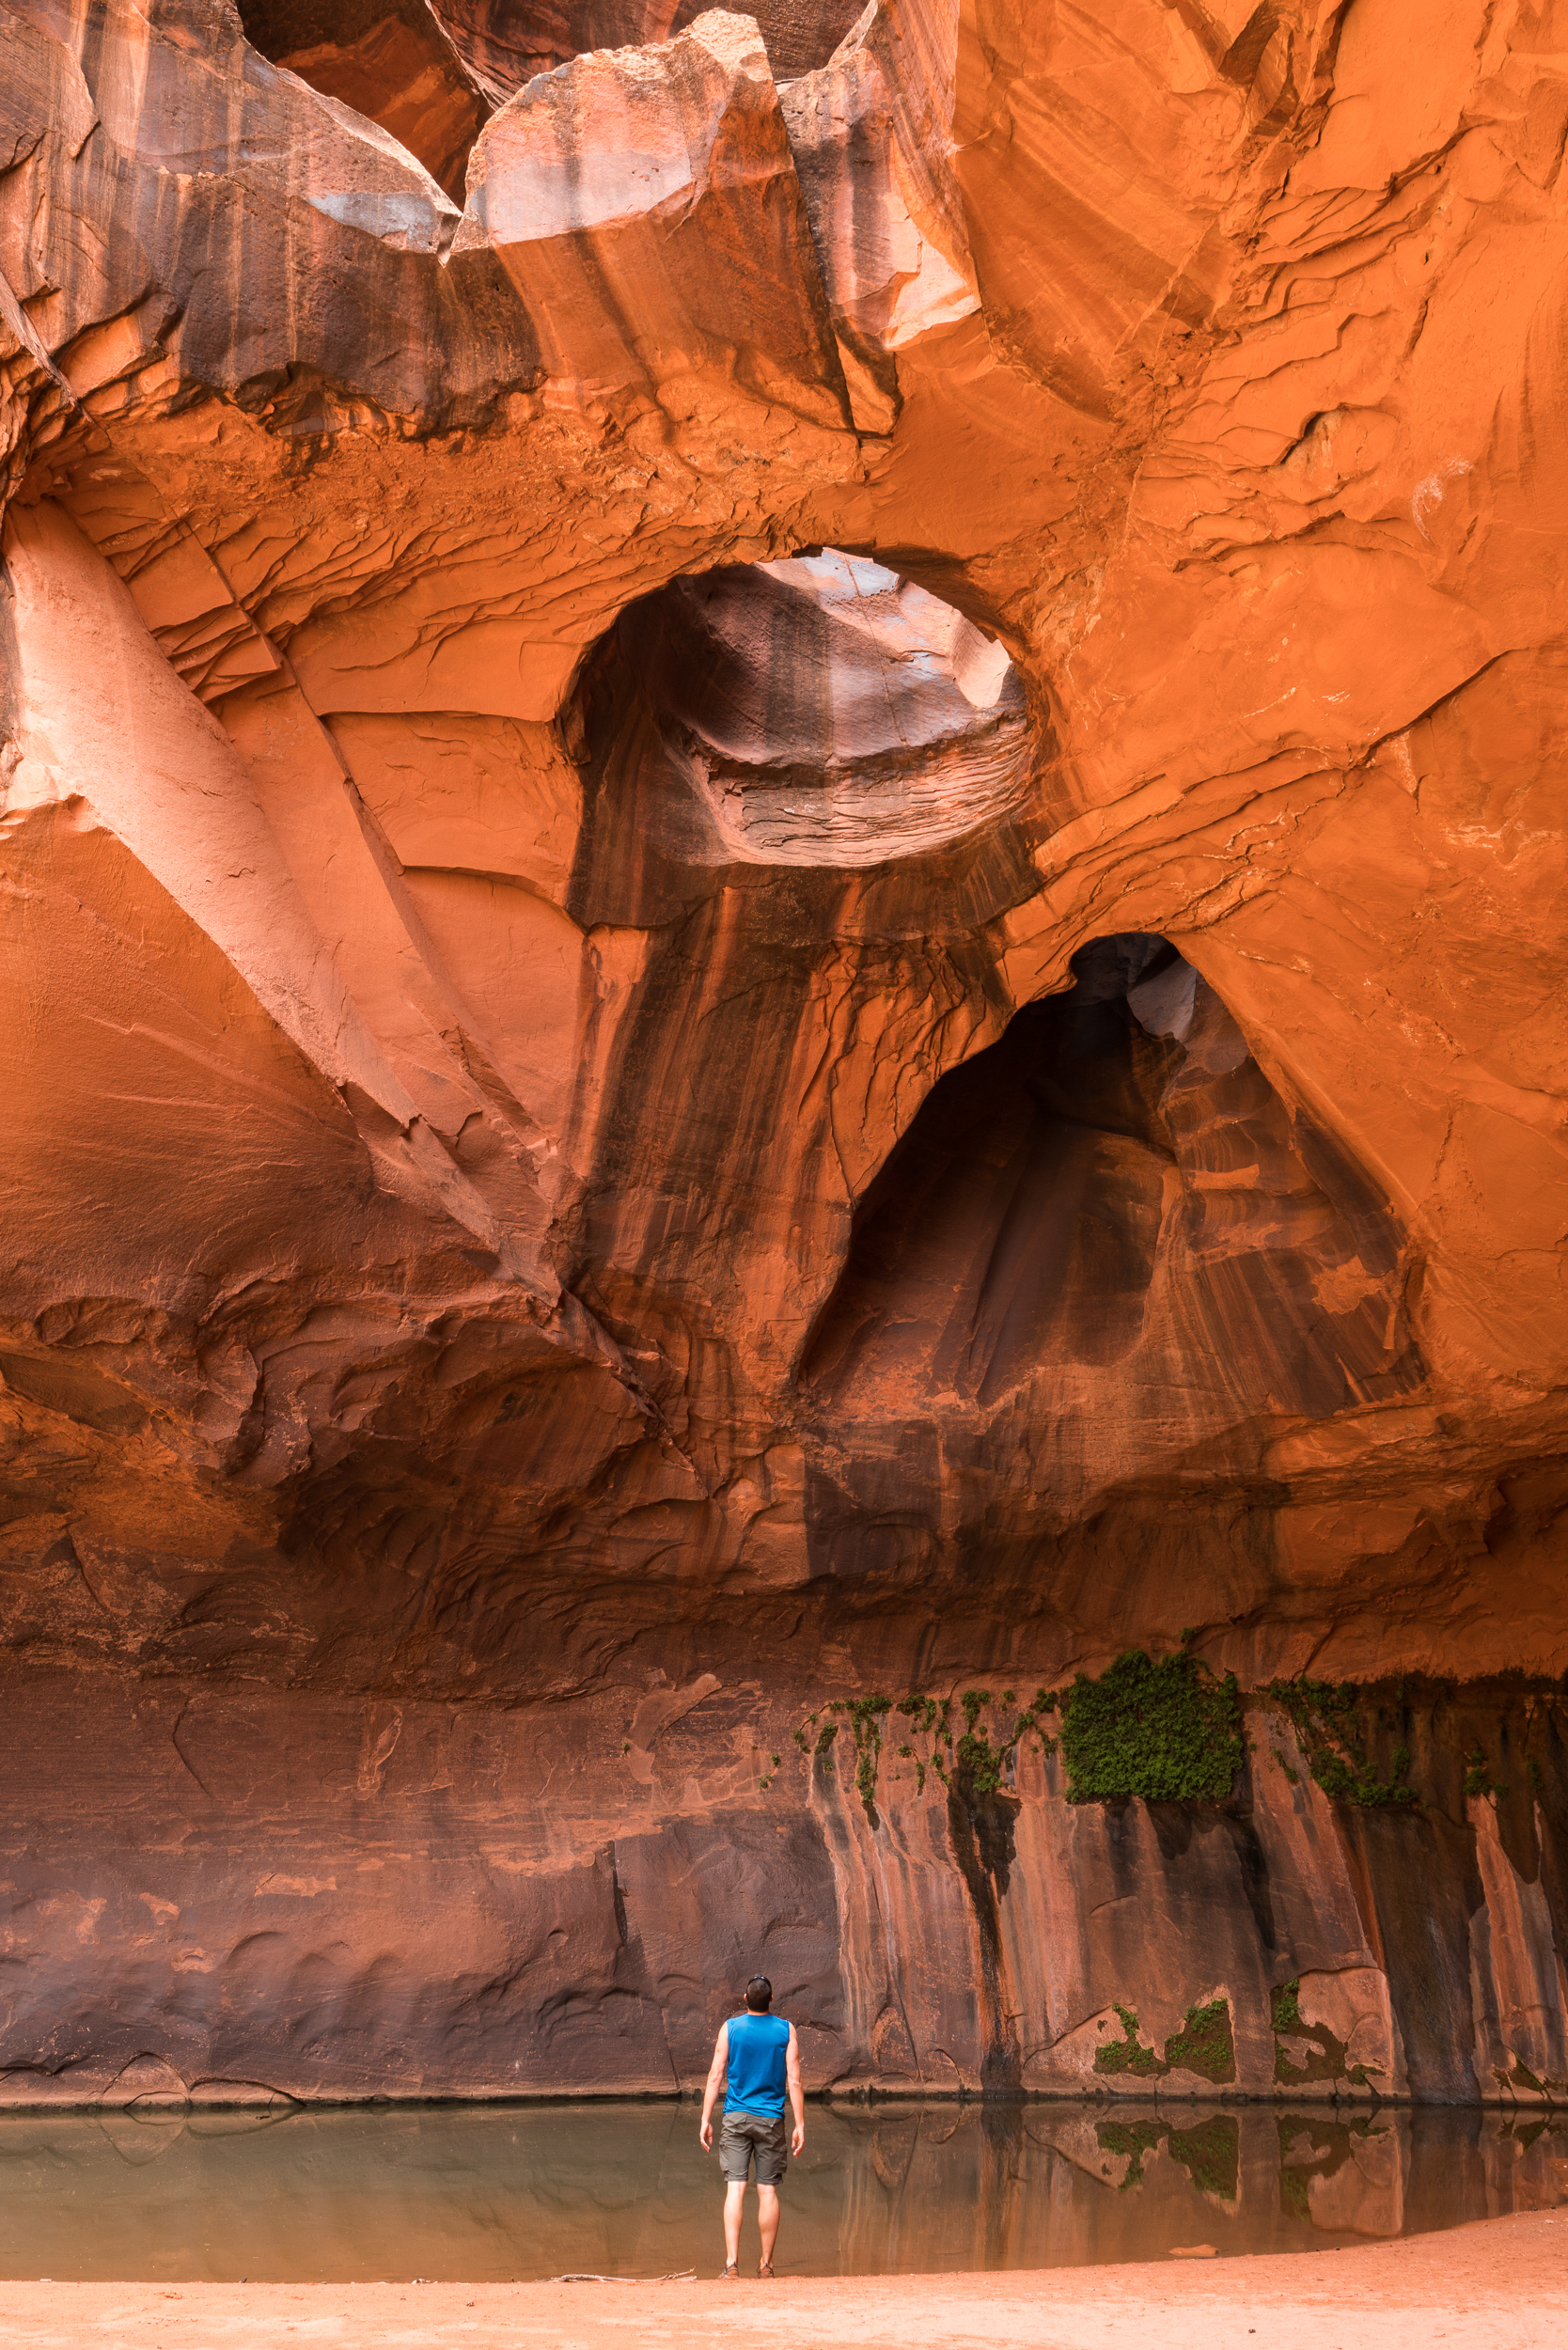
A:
[758, 2263, 775, 2279]
[720, 2263, 740, 2280]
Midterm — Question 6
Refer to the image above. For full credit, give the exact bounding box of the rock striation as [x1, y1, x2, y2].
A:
[1, 0, 1567, 2109]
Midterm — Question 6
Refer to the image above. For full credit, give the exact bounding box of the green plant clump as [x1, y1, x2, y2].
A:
[1058, 1647, 1243, 1803]
[1464, 1746, 1509, 1800]
[897, 1693, 947, 1740]
[955, 1687, 1063, 1795]
[1265, 1678, 1417, 1807]
[1271, 1978, 1303, 2034]
[1094, 2004, 1166, 2079]
[1164, 1997, 1237, 2084]
[1094, 1996, 1236, 2083]
[955, 1688, 1003, 1793]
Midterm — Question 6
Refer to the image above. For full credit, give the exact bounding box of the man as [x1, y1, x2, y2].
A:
[698, 1973, 806, 2279]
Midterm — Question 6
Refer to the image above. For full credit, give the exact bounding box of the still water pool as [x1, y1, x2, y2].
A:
[0, 2099, 1561, 2281]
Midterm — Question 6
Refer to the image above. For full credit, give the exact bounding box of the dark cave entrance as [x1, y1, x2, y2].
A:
[800, 933, 1423, 1425]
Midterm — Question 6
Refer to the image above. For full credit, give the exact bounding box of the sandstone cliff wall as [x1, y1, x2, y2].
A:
[0, 1670, 1563, 2107]
[2, 0, 1567, 2105]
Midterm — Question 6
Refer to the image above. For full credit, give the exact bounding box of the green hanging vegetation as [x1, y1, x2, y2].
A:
[1272, 1978, 1304, 2034]
[790, 1649, 1247, 1817]
[1264, 1678, 1416, 1807]
[1463, 1745, 1509, 1798]
[950, 1685, 1059, 1795]
[825, 1696, 893, 1808]
[787, 1687, 1063, 1814]
[897, 1693, 948, 1740]
[1056, 1645, 1243, 1803]
[1271, 1975, 1383, 2089]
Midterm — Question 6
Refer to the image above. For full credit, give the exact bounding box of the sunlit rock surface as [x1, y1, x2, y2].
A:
[2, 0, 1567, 2107]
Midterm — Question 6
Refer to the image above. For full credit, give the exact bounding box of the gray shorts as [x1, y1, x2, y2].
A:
[718, 2108, 788, 2186]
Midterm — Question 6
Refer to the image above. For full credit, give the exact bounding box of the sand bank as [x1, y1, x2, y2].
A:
[0, 2208, 1562, 2349]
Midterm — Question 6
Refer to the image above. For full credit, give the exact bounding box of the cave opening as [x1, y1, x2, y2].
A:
[572, 548, 1031, 888]
[800, 933, 1422, 1428]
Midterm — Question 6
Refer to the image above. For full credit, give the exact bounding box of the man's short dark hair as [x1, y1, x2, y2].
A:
[745, 1975, 773, 2012]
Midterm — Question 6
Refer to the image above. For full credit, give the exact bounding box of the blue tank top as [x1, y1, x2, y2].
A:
[725, 2011, 791, 2116]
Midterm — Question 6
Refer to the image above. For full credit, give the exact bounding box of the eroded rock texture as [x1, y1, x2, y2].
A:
[2, 0, 1568, 2107]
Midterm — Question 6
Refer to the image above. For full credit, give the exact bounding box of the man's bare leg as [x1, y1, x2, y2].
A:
[723, 2179, 747, 2269]
[758, 2184, 780, 2272]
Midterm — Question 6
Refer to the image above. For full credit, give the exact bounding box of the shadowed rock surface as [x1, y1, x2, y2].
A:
[237, 0, 493, 200]
[2, 0, 1567, 2107]
[431, 1, 870, 102]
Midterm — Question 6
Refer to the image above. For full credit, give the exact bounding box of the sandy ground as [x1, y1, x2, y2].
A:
[0, 2210, 1563, 2350]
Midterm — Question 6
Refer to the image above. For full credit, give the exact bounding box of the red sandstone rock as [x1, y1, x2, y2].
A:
[433, 0, 868, 101]
[456, 10, 851, 424]
[238, 0, 492, 200]
[1, 0, 1567, 2107]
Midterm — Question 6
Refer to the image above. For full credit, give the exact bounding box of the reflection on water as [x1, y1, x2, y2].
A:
[0, 2099, 1562, 2281]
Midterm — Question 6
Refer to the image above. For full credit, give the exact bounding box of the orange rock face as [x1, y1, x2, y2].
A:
[1, 0, 1567, 2107]
[238, 1, 493, 202]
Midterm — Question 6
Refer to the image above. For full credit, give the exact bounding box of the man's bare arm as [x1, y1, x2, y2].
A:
[786, 2023, 805, 2155]
[699, 2021, 729, 2148]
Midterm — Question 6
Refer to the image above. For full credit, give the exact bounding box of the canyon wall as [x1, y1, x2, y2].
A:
[2, 0, 1567, 2107]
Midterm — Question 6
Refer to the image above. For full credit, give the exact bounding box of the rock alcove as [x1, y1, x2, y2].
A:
[573, 549, 1029, 883]
[802, 932, 1420, 1425]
